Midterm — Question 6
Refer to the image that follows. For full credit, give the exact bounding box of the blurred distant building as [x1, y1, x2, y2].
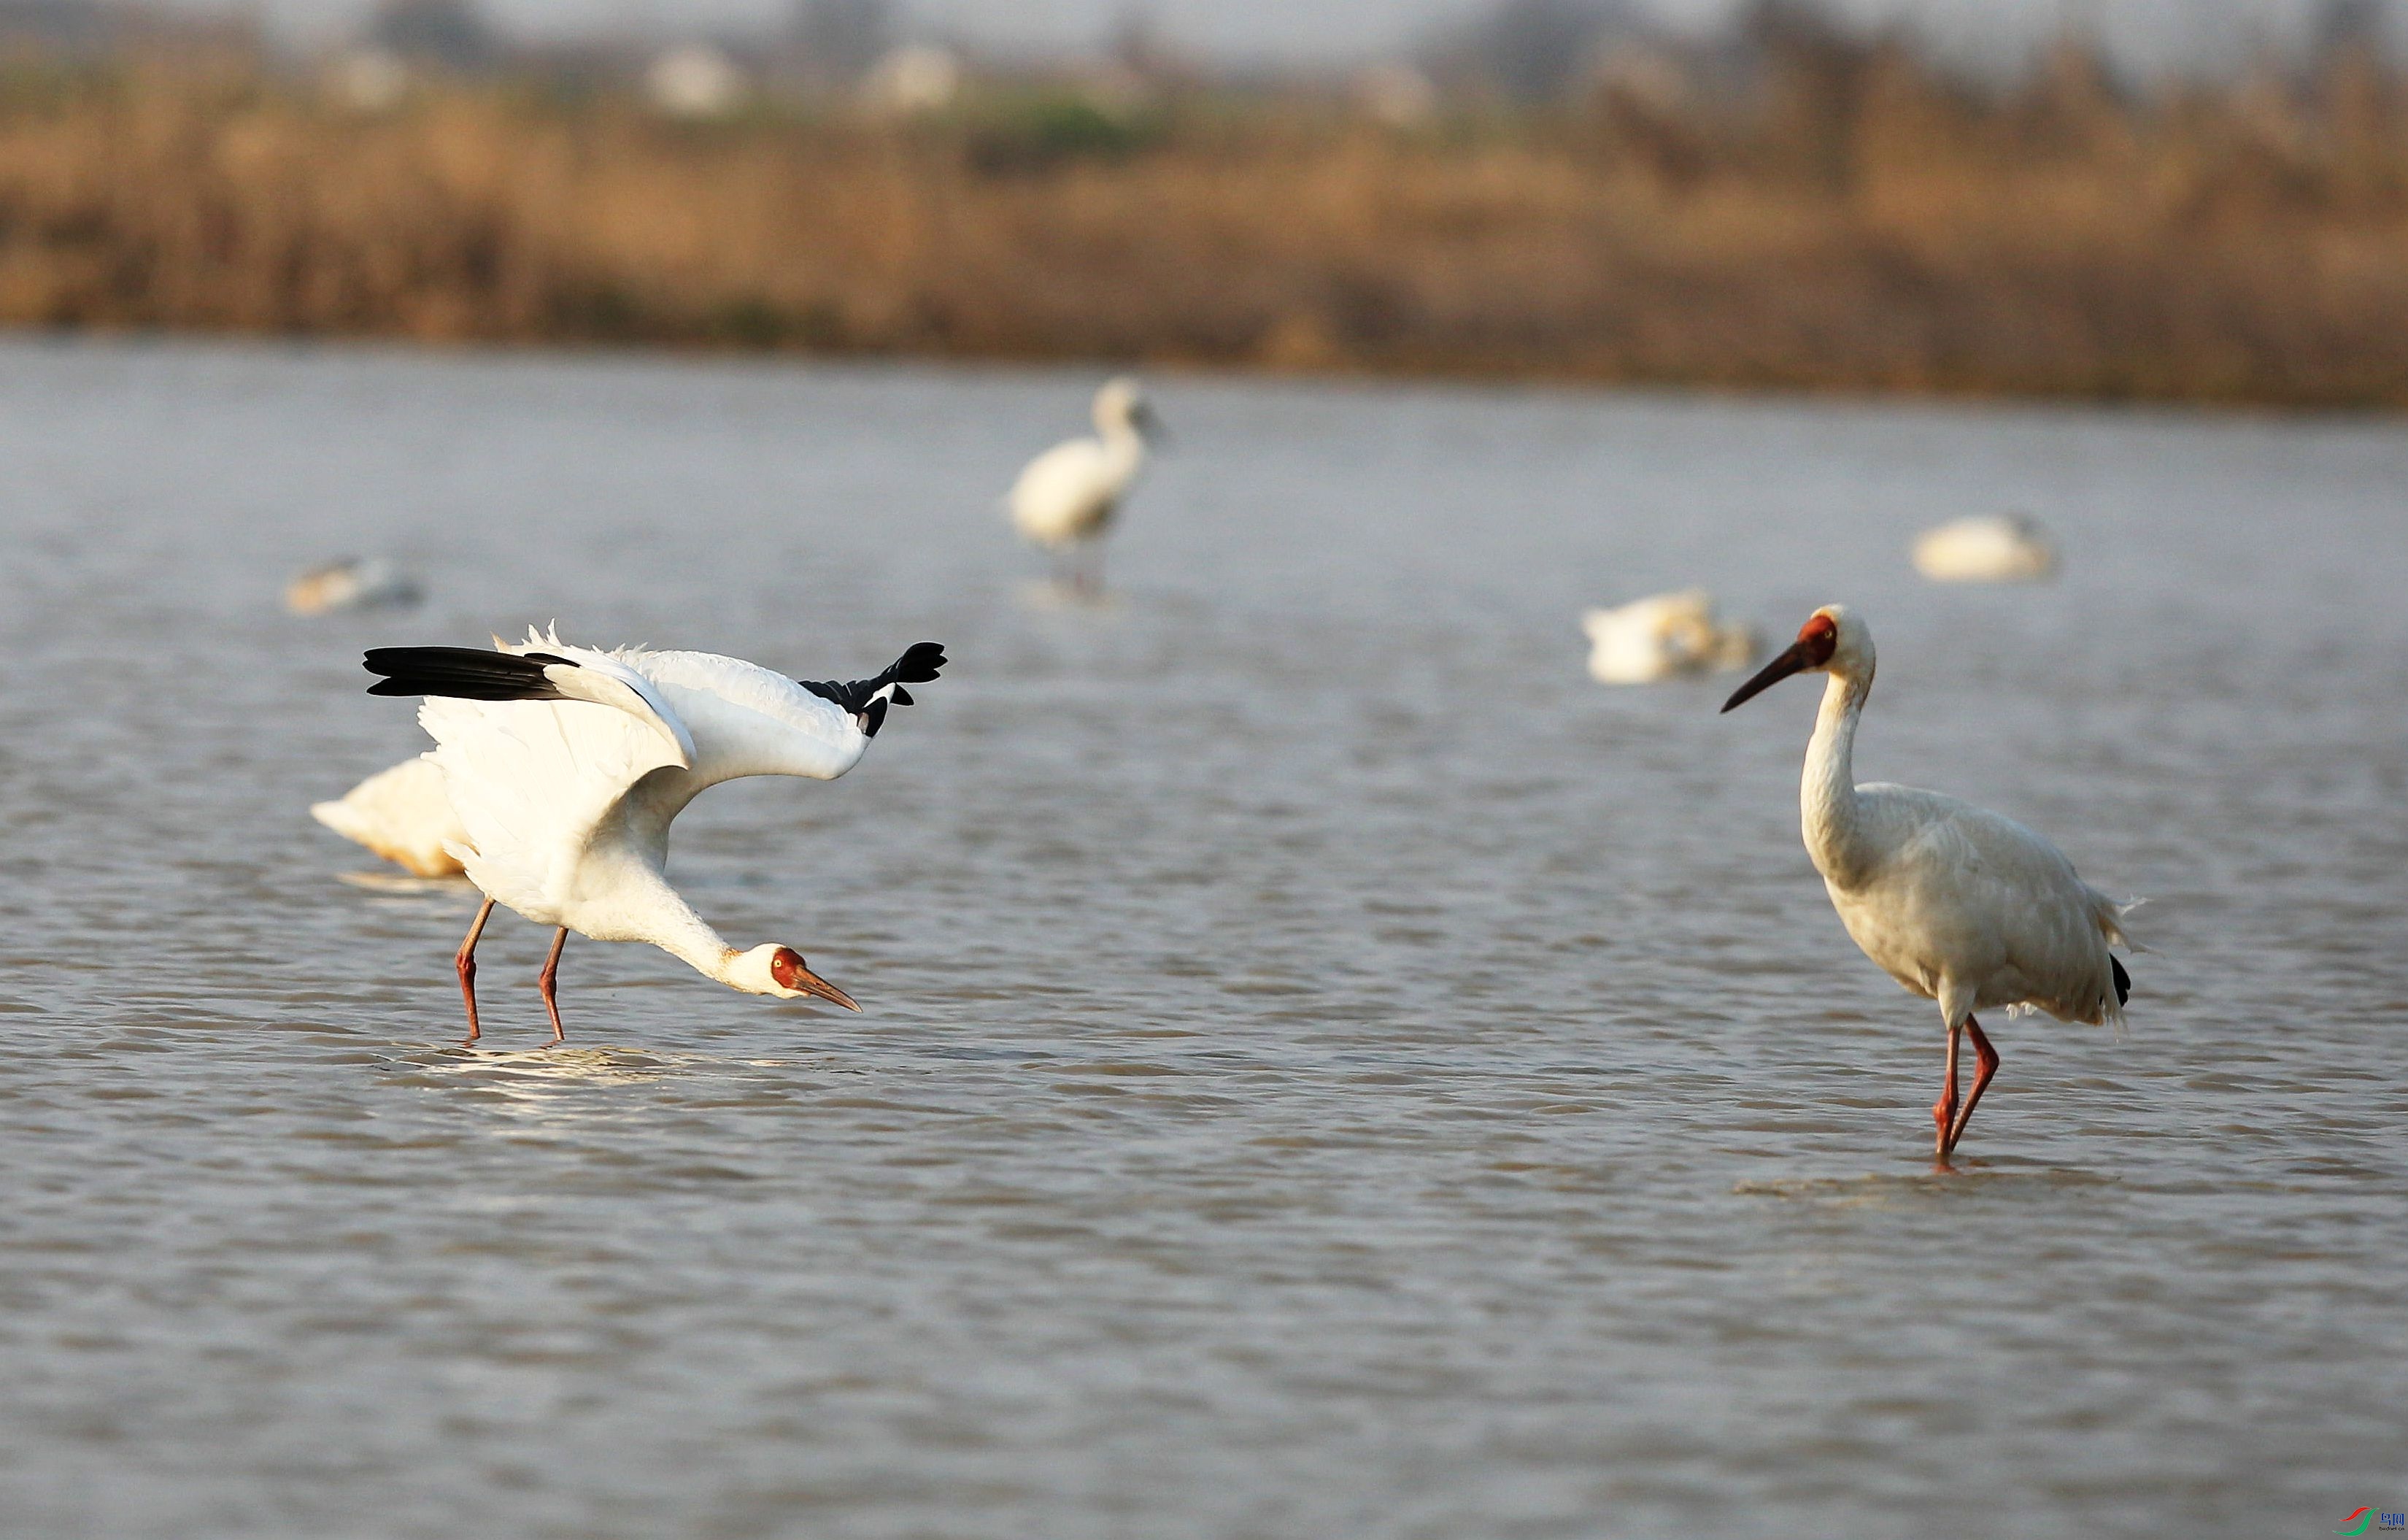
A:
[1105, 6, 1181, 82]
[787, 0, 888, 85]
[862, 44, 962, 115]
[1353, 62, 1438, 127]
[1588, 42, 1690, 113]
[1423, 0, 1647, 100]
[328, 46, 412, 111]
[366, 0, 496, 72]
[647, 43, 749, 119]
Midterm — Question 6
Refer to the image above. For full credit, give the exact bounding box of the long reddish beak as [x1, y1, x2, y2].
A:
[1721, 641, 1816, 713]
[789, 966, 860, 1012]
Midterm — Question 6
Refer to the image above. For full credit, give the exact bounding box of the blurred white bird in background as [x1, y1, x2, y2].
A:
[361, 628, 946, 1044]
[312, 755, 468, 879]
[1007, 376, 1165, 596]
[286, 556, 423, 615]
[1582, 589, 1759, 684]
[1721, 605, 2139, 1160]
[1910, 513, 2057, 583]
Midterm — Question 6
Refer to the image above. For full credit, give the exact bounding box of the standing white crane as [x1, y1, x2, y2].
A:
[1007, 376, 1165, 595]
[362, 628, 946, 1044]
[1720, 606, 2138, 1158]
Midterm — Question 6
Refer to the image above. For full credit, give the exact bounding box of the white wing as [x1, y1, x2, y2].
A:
[426, 633, 872, 922]
[1845, 787, 2129, 1026]
[422, 638, 706, 921]
[500, 633, 698, 767]
[425, 695, 688, 920]
[630, 648, 867, 785]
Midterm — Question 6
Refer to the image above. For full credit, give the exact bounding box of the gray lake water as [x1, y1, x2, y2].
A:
[0, 339, 2402, 1539]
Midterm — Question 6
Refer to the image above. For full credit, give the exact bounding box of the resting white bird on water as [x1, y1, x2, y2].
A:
[287, 557, 424, 616]
[1007, 376, 1165, 594]
[1911, 513, 2057, 583]
[1720, 606, 2138, 1159]
[1581, 589, 1758, 685]
[362, 629, 947, 1044]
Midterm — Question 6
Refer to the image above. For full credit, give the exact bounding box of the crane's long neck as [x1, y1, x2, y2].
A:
[1801, 663, 1876, 888]
[651, 903, 752, 987]
[1098, 418, 1146, 488]
[582, 815, 752, 989]
[630, 874, 788, 995]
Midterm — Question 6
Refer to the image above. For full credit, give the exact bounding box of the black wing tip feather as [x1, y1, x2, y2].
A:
[2111, 955, 2131, 1007]
[363, 646, 571, 703]
[892, 641, 947, 684]
[800, 642, 951, 726]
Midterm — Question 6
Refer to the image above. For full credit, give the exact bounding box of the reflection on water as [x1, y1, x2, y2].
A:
[0, 341, 2403, 1539]
[335, 870, 476, 895]
[1015, 577, 1127, 615]
[1732, 1165, 2123, 1206]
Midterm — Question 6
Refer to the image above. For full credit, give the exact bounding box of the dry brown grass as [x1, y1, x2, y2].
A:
[3, 46, 2407, 406]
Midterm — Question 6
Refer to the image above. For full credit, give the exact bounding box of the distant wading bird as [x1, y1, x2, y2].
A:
[1720, 607, 2138, 1158]
[363, 629, 947, 1044]
[1007, 377, 1165, 594]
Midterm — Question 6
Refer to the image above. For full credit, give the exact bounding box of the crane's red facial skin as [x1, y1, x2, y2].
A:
[771, 946, 861, 1011]
[1721, 610, 1841, 713]
[770, 947, 811, 990]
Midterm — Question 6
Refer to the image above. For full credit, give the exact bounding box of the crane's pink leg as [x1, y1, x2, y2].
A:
[538, 927, 569, 1044]
[455, 897, 495, 1046]
[1933, 1020, 1962, 1158]
[1947, 1017, 2001, 1152]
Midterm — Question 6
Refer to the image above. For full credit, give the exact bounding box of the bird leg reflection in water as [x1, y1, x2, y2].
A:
[455, 897, 496, 1045]
[1050, 542, 1107, 601]
[539, 927, 570, 1043]
[1934, 1016, 2002, 1163]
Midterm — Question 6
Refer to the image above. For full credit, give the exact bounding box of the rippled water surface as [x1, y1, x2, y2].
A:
[1, 340, 2404, 1539]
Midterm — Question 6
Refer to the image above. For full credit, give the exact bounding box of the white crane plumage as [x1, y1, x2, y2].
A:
[1721, 606, 2138, 1158]
[362, 628, 947, 1044]
[1006, 377, 1165, 594]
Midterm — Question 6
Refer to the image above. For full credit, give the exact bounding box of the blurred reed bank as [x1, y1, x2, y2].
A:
[2, 0, 2407, 405]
